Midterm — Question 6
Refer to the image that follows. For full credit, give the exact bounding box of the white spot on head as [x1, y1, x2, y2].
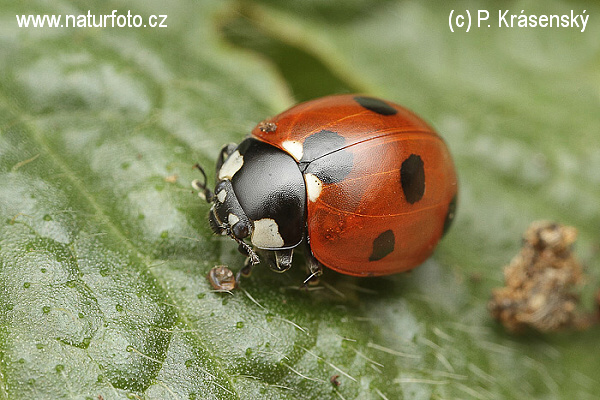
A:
[282, 140, 304, 161]
[218, 150, 243, 180]
[251, 218, 284, 249]
[228, 213, 239, 226]
[216, 189, 227, 203]
[304, 173, 323, 202]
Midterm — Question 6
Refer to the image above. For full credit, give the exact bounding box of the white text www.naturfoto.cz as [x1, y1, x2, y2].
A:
[15, 10, 167, 28]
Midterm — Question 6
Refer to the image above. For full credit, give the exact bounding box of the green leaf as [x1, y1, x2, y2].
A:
[2, 0, 600, 399]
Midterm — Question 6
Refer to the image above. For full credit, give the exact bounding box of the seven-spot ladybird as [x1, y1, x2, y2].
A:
[193, 95, 457, 281]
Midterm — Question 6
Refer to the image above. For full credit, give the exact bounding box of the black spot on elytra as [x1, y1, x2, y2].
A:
[400, 154, 425, 204]
[354, 96, 397, 116]
[442, 194, 457, 237]
[300, 130, 353, 184]
[369, 230, 395, 261]
[300, 130, 346, 163]
[303, 149, 353, 184]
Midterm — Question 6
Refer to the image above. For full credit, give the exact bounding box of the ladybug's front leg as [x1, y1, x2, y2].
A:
[215, 143, 238, 173]
[265, 249, 294, 273]
[235, 243, 259, 283]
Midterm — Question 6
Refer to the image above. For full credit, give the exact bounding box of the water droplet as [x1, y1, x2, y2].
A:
[185, 359, 194, 368]
[115, 304, 123, 312]
[78, 312, 85, 319]
[55, 364, 64, 373]
[42, 306, 51, 314]
[40, 268, 47, 273]
[23, 282, 31, 288]
[66, 280, 76, 288]
[236, 321, 244, 329]
[27, 378, 35, 385]
[265, 314, 274, 322]
[197, 293, 206, 300]
[6, 304, 13, 311]
[245, 348, 253, 357]
[160, 231, 169, 239]
[82, 337, 91, 348]
[18, 358, 25, 364]
[126, 345, 133, 352]
[99, 268, 110, 277]
[189, 393, 197, 400]
[97, 375, 104, 383]
[36, 343, 44, 349]
[43, 214, 52, 221]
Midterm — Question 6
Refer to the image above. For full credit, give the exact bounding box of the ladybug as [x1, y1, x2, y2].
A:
[193, 95, 457, 281]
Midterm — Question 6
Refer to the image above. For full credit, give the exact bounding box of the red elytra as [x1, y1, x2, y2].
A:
[250, 94, 458, 276]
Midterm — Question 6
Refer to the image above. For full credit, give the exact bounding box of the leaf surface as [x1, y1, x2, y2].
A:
[1, 0, 599, 399]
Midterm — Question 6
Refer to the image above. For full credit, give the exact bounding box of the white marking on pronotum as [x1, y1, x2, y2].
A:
[216, 189, 227, 203]
[217, 150, 243, 180]
[282, 140, 303, 161]
[251, 218, 284, 248]
[304, 173, 323, 202]
[228, 213, 239, 226]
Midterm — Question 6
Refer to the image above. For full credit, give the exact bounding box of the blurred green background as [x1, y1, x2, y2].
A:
[1, 0, 599, 399]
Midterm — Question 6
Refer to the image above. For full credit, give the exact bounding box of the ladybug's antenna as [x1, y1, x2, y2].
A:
[192, 163, 214, 202]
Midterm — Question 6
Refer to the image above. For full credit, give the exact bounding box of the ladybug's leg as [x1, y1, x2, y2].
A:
[302, 234, 323, 284]
[239, 257, 254, 277]
[192, 164, 214, 202]
[193, 143, 236, 201]
[216, 143, 238, 173]
[265, 249, 294, 273]
[234, 245, 259, 284]
[303, 245, 323, 285]
[233, 257, 254, 287]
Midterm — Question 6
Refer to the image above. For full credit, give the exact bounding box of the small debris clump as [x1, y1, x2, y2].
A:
[488, 221, 586, 333]
[207, 265, 237, 291]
